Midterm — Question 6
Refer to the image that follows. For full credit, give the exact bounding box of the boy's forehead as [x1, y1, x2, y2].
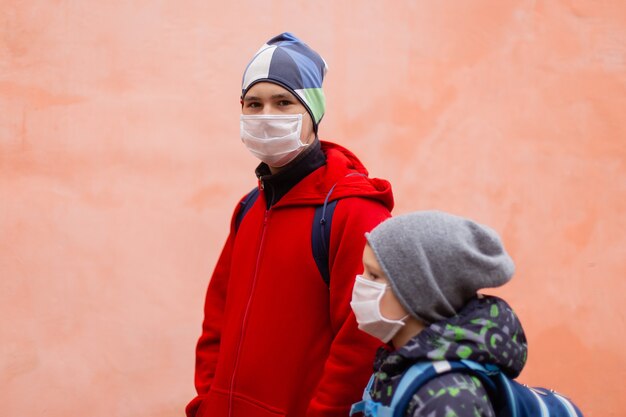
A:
[362, 244, 378, 264]
[243, 81, 294, 100]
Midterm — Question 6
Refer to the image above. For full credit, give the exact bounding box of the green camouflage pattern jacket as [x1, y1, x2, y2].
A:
[367, 295, 527, 417]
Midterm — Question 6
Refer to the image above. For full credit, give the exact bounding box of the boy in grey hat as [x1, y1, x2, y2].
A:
[349, 210, 526, 417]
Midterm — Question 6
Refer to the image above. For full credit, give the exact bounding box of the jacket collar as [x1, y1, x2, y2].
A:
[255, 139, 326, 208]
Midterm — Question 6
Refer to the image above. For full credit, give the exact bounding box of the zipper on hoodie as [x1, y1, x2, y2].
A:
[227, 207, 270, 416]
[259, 178, 278, 208]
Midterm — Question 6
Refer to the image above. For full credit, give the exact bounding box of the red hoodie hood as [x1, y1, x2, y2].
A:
[272, 141, 395, 211]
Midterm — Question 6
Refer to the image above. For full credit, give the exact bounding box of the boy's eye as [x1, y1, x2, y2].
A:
[367, 272, 379, 280]
[247, 102, 260, 108]
[277, 100, 292, 106]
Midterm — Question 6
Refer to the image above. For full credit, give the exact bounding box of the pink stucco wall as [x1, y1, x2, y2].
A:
[1, 1, 624, 416]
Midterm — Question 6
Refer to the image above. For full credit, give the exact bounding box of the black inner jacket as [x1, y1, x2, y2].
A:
[255, 139, 326, 208]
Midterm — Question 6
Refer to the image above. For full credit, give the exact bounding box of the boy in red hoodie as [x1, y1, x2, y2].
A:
[186, 32, 394, 417]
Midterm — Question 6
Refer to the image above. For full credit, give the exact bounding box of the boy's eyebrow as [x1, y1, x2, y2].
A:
[363, 260, 382, 273]
[270, 93, 293, 99]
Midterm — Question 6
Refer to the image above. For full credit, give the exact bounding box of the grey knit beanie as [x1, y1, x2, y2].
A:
[365, 211, 515, 325]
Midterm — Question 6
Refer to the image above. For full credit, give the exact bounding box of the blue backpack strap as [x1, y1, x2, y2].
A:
[350, 372, 396, 417]
[383, 359, 584, 417]
[311, 183, 339, 287]
[234, 187, 259, 232]
[350, 373, 377, 416]
[390, 361, 459, 417]
[350, 361, 496, 417]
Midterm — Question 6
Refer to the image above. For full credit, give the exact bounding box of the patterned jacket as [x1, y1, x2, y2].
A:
[367, 295, 527, 417]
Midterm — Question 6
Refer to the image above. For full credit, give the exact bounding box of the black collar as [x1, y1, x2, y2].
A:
[255, 139, 326, 208]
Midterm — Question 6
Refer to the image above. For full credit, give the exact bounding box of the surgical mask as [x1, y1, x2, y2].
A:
[240, 114, 309, 167]
[350, 275, 408, 343]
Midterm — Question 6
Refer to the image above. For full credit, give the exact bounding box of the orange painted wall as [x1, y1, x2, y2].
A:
[1, 1, 624, 416]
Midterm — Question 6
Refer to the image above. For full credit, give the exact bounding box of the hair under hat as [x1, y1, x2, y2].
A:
[241, 32, 328, 130]
[366, 211, 515, 325]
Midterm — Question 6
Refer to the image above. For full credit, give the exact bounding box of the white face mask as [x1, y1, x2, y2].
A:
[240, 114, 309, 167]
[350, 275, 408, 343]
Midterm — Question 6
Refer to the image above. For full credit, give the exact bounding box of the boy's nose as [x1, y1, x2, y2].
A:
[261, 106, 278, 115]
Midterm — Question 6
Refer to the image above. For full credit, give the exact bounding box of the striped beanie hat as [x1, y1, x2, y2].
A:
[241, 32, 328, 130]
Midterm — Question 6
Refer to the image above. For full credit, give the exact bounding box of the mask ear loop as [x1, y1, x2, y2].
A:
[377, 286, 409, 343]
[376, 285, 410, 325]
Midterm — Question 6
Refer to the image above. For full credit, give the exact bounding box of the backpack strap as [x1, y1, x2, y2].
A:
[233, 185, 337, 288]
[311, 183, 339, 288]
[350, 373, 376, 416]
[390, 361, 462, 417]
[311, 172, 365, 288]
[234, 187, 260, 232]
[236, 173, 371, 289]
[354, 360, 584, 417]
[351, 361, 496, 417]
[350, 362, 449, 417]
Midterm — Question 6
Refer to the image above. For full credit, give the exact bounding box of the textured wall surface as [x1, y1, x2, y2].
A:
[1, 1, 625, 416]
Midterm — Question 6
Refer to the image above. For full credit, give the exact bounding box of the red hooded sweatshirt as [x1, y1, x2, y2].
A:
[187, 141, 394, 417]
